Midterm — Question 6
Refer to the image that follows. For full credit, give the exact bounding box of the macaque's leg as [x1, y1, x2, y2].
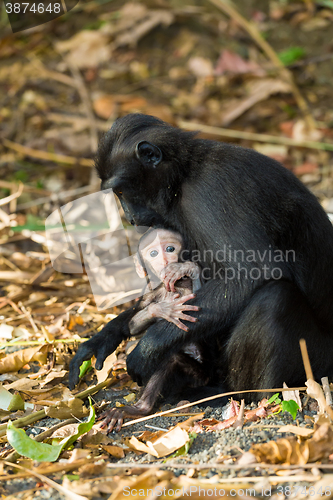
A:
[99, 352, 207, 432]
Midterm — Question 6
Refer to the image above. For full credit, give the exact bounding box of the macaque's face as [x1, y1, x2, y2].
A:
[139, 230, 183, 276]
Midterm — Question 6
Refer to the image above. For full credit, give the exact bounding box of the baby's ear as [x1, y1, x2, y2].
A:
[134, 254, 147, 279]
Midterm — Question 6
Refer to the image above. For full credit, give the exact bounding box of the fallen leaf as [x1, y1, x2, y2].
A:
[95, 351, 117, 383]
[215, 49, 264, 76]
[249, 423, 333, 464]
[129, 426, 189, 458]
[188, 57, 213, 78]
[46, 398, 88, 419]
[40, 370, 67, 387]
[277, 425, 314, 437]
[102, 445, 125, 458]
[55, 31, 111, 69]
[221, 79, 291, 126]
[306, 379, 327, 414]
[0, 345, 49, 374]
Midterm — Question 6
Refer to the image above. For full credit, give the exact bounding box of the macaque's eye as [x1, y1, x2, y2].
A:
[166, 246, 175, 253]
[149, 250, 159, 258]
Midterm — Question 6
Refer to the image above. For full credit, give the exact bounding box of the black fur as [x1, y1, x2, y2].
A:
[70, 113, 333, 400]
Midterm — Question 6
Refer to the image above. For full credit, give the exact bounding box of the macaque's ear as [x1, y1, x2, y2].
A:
[134, 254, 147, 279]
[135, 141, 162, 167]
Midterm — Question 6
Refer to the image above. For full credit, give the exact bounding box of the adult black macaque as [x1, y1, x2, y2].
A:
[69, 113, 333, 403]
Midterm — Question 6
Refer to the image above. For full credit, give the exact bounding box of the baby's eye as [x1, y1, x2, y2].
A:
[166, 246, 175, 253]
[150, 250, 158, 258]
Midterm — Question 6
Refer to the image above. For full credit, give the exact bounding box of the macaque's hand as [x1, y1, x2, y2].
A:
[160, 262, 200, 292]
[149, 293, 199, 331]
[68, 328, 123, 390]
[98, 400, 152, 432]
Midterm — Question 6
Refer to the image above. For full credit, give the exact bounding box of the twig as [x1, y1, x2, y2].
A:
[17, 184, 96, 211]
[299, 338, 314, 380]
[47, 112, 109, 131]
[207, 0, 316, 131]
[122, 386, 307, 427]
[18, 301, 39, 334]
[177, 120, 333, 151]
[0, 180, 51, 195]
[2, 139, 93, 167]
[69, 65, 99, 154]
[0, 338, 89, 348]
[0, 182, 23, 208]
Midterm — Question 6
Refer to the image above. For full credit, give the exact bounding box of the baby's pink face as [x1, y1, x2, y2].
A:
[140, 230, 183, 275]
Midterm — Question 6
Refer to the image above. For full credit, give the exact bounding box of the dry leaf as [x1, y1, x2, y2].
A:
[4, 378, 39, 391]
[249, 423, 333, 464]
[102, 445, 125, 458]
[112, 6, 174, 48]
[40, 369, 67, 387]
[282, 382, 302, 408]
[129, 427, 189, 458]
[55, 31, 111, 69]
[221, 79, 291, 126]
[215, 49, 264, 76]
[78, 461, 106, 477]
[277, 425, 314, 437]
[109, 469, 172, 500]
[46, 398, 88, 419]
[306, 379, 327, 414]
[50, 422, 81, 439]
[95, 351, 117, 384]
[0, 345, 49, 374]
[188, 57, 213, 78]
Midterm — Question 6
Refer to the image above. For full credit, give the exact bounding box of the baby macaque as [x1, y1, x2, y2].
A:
[129, 228, 201, 334]
[100, 228, 206, 431]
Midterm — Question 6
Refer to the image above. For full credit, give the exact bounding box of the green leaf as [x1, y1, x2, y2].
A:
[79, 359, 92, 379]
[7, 398, 95, 462]
[281, 400, 299, 420]
[268, 393, 281, 404]
[7, 392, 25, 412]
[278, 47, 305, 66]
[7, 422, 64, 462]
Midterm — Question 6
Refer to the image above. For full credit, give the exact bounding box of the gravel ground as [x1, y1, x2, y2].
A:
[2, 386, 320, 499]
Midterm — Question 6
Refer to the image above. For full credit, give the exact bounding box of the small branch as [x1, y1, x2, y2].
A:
[69, 65, 99, 154]
[299, 338, 314, 380]
[177, 120, 333, 152]
[121, 386, 307, 428]
[2, 139, 93, 168]
[0, 183, 23, 209]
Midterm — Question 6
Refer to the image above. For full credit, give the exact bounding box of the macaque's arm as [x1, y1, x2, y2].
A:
[130, 293, 200, 334]
[129, 306, 156, 335]
[160, 262, 201, 292]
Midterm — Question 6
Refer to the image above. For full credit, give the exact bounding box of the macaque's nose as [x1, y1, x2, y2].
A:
[161, 251, 169, 268]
